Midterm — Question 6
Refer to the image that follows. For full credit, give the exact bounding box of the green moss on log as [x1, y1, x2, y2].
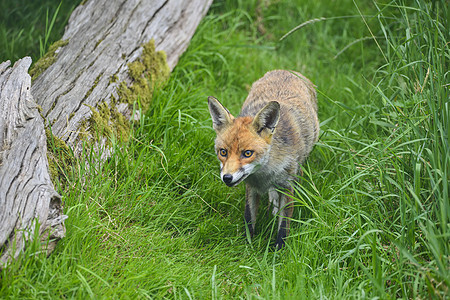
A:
[118, 39, 170, 111]
[86, 100, 130, 143]
[29, 40, 69, 81]
[45, 128, 75, 184]
[86, 39, 169, 144]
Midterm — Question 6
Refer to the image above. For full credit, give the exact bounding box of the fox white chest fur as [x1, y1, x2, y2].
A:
[208, 70, 319, 249]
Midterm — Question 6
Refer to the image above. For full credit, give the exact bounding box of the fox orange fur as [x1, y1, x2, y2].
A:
[208, 70, 319, 249]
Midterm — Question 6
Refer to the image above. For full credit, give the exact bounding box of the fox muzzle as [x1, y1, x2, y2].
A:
[222, 174, 233, 185]
[222, 172, 245, 187]
[221, 163, 257, 187]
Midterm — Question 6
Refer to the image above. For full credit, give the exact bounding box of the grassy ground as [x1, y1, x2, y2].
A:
[1, 0, 448, 298]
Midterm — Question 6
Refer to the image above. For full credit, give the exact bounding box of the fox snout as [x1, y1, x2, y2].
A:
[218, 148, 260, 187]
[222, 174, 233, 185]
[220, 164, 254, 187]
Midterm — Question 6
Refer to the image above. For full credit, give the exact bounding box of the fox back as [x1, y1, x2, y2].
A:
[208, 70, 319, 249]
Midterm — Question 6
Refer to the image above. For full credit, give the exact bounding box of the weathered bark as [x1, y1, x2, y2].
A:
[0, 58, 65, 266]
[31, 0, 213, 158]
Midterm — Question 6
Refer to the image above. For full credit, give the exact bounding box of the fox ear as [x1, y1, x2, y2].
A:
[208, 96, 234, 132]
[252, 101, 280, 138]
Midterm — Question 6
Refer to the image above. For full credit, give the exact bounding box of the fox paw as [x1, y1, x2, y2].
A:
[274, 235, 286, 250]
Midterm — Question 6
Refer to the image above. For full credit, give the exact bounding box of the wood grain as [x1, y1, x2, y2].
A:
[0, 58, 65, 266]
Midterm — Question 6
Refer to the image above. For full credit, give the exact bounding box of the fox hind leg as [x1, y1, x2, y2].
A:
[244, 184, 260, 237]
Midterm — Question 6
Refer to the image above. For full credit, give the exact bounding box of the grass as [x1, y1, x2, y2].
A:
[0, 0, 448, 298]
[0, 0, 82, 64]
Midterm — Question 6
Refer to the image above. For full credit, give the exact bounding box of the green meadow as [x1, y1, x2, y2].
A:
[0, 0, 448, 298]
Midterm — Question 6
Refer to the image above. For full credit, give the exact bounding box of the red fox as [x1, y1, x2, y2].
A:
[208, 70, 319, 249]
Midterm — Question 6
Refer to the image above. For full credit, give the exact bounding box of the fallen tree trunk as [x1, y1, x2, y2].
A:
[31, 0, 213, 158]
[0, 58, 65, 266]
[0, 0, 212, 265]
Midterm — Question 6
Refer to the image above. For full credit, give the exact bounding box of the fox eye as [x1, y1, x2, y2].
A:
[242, 150, 254, 158]
[219, 149, 227, 157]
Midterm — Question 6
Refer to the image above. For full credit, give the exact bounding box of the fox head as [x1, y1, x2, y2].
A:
[208, 96, 280, 187]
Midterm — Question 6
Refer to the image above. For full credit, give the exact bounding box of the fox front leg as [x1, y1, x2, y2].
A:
[274, 187, 294, 250]
[268, 187, 280, 216]
[244, 184, 260, 237]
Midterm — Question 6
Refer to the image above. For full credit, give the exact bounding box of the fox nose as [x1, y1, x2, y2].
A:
[222, 174, 233, 184]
